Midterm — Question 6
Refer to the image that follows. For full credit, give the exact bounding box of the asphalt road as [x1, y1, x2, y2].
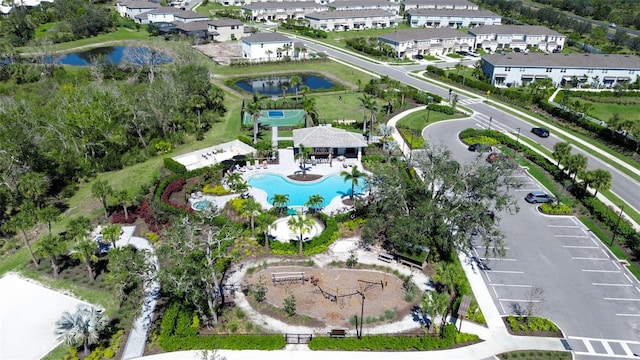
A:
[301, 40, 640, 215]
[425, 119, 640, 359]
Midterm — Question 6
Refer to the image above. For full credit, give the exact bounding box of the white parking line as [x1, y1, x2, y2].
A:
[486, 270, 524, 274]
[617, 313, 640, 317]
[602, 248, 610, 257]
[592, 283, 633, 287]
[582, 269, 620, 273]
[563, 245, 599, 249]
[624, 274, 633, 283]
[555, 235, 589, 238]
[604, 297, 640, 301]
[547, 225, 580, 228]
[573, 257, 610, 261]
[491, 284, 532, 288]
[498, 298, 540, 303]
[485, 258, 516, 261]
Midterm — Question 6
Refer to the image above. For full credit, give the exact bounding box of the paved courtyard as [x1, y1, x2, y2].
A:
[0, 274, 89, 360]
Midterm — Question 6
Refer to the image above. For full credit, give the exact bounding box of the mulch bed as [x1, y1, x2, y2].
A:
[287, 174, 323, 182]
[245, 266, 412, 329]
[502, 317, 563, 338]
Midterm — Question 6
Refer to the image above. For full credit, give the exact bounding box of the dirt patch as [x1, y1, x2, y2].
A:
[245, 266, 411, 328]
[193, 42, 242, 65]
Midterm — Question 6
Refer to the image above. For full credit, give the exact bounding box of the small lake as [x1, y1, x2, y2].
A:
[234, 74, 338, 95]
[48, 46, 171, 66]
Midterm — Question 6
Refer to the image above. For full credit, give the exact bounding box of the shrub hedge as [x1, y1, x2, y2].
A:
[270, 215, 340, 256]
[540, 203, 572, 215]
[163, 157, 187, 174]
[308, 324, 479, 350]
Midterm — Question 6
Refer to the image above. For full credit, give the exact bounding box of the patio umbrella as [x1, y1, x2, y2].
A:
[221, 159, 235, 171]
[232, 154, 246, 166]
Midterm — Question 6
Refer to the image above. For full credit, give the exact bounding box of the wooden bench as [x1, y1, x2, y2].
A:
[377, 253, 394, 263]
[272, 272, 305, 286]
[329, 329, 346, 338]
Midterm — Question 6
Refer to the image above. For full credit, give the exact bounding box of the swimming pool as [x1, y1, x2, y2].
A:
[193, 200, 213, 211]
[248, 173, 366, 207]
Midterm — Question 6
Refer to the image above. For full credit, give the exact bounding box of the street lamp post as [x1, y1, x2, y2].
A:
[488, 116, 492, 131]
[611, 205, 625, 246]
[515, 127, 521, 151]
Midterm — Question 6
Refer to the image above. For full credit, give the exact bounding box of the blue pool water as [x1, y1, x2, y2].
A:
[268, 110, 284, 117]
[248, 173, 366, 207]
[193, 200, 213, 211]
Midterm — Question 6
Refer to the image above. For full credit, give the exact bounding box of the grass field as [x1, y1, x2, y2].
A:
[19, 28, 152, 53]
[194, 2, 240, 16]
[396, 108, 465, 132]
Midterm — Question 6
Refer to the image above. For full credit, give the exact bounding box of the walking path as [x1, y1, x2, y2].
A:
[115, 226, 161, 360]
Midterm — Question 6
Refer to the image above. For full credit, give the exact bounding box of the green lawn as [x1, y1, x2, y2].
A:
[323, 23, 412, 43]
[34, 22, 60, 38]
[18, 28, 152, 53]
[396, 108, 465, 132]
[313, 92, 369, 123]
[194, 2, 240, 16]
[583, 100, 640, 122]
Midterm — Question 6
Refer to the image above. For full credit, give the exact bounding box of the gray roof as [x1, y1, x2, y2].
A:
[306, 9, 395, 20]
[378, 28, 470, 43]
[293, 126, 368, 148]
[171, 20, 209, 32]
[469, 25, 563, 37]
[404, 0, 475, 5]
[242, 1, 328, 10]
[482, 53, 640, 69]
[242, 32, 292, 43]
[174, 10, 209, 19]
[408, 8, 499, 17]
[147, 6, 180, 14]
[329, 0, 399, 9]
[119, 0, 160, 9]
[208, 18, 243, 27]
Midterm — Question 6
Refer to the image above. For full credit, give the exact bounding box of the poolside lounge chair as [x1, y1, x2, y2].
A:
[262, 160, 268, 169]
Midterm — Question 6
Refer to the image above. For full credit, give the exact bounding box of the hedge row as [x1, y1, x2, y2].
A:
[160, 334, 286, 352]
[270, 215, 340, 256]
[308, 324, 479, 351]
[163, 157, 187, 174]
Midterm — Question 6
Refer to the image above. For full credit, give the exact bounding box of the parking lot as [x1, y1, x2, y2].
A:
[471, 171, 640, 359]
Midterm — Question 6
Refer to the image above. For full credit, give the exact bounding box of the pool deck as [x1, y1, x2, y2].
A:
[188, 149, 363, 216]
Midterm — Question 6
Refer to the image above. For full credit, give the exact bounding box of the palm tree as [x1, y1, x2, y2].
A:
[358, 94, 374, 135]
[341, 166, 365, 200]
[290, 75, 302, 102]
[282, 43, 292, 57]
[270, 194, 290, 214]
[55, 305, 109, 356]
[256, 212, 277, 251]
[265, 49, 273, 62]
[101, 224, 121, 248]
[565, 153, 588, 180]
[587, 169, 612, 196]
[421, 290, 449, 333]
[434, 262, 457, 296]
[295, 144, 311, 177]
[3, 210, 38, 266]
[241, 199, 263, 238]
[37, 204, 60, 235]
[302, 96, 318, 127]
[287, 213, 314, 256]
[305, 194, 325, 213]
[188, 94, 207, 131]
[91, 180, 113, 219]
[113, 190, 132, 220]
[66, 216, 92, 243]
[367, 100, 380, 142]
[552, 142, 572, 167]
[247, 101, 263, 144]
[35, 234, 67, 277]
[18, 171, 49, 209]
[73, 239, 98, 282]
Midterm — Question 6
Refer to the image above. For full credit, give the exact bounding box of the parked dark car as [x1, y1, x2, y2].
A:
[468, 143, 490, 152]
[531, 127, 550, 138]
[486, 152, 510, 163]
[525, 191, 555, 203]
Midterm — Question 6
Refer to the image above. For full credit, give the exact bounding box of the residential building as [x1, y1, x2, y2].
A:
[293, 125, 368, 161]
[208, 18, 245, 41]
[403, 0, 478, 11]
[328, 0, 401, 15]
[217, 0, 326, 6]
[407, 9, 501, 28]
[241, 1, 329, 22]
[134, 6, 209, 24]
[306, 9, 400, 31]
[469, 25, 566, 52]
[116, 0, 160, 19]
[242, 32, 299, 62]
[159, 20, 210, 38]
[480, 53, 640, 88]
[378, 28, 475, 57]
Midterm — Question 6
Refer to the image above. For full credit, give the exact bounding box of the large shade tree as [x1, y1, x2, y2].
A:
[362, 145, 521, 262]
[158, 209, 238, 327]
[35, 234, 67, 277]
